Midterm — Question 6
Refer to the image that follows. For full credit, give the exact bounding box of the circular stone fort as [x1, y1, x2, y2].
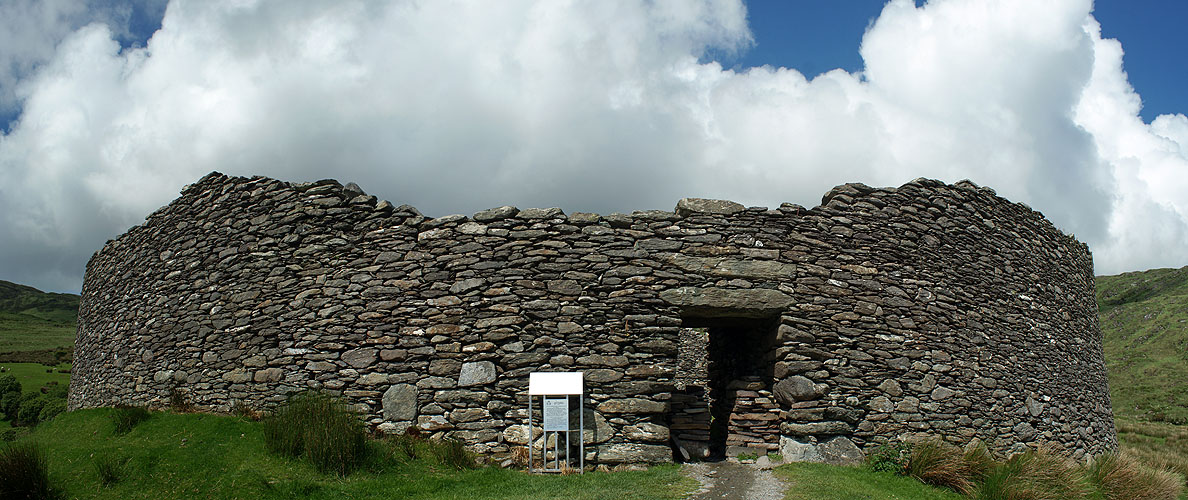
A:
[69, 172, 1115, 465]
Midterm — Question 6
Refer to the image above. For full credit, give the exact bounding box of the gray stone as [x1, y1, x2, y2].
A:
[473, 205, 519, 222]
[519, 207, 564, 219]
[781, 421, 853, 436]
[931, 386, 956, 401]
[577, 408, 614, 444]
[869, 396, 894, 412]
[450, 278, 486, 294]
[658, 287, 794, 317]
[780, 436, 823, 462]
[341, 347, 377, 368]
[383, 384, 417, 421]
[624, 422, 670, 443]
[546, 280, 582, 295]
[665, 255, 795, 280]
[878, 379, 903, 397]
[458, 361, 496, 386]
[222, 369, 250, 383]
[503, 424, 542, 445]
[774, 376, 824, 405]
[675, 198, 745, 217]
[1026, 395, 1044, 417]
[585, 369, 623, 383]
[818, 437, 864, 465]
[253, 368, 283, 382]
[1014, 422, 1037, 441]
[597, 398, 667, 414]
[357, 372, 388, 385]
[594, 443, 672, 464]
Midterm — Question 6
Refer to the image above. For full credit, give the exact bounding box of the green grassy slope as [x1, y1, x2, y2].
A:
[0, 280, 79, 353]
[0, 362, 72, 392]
[1097, 266, 1188, 424]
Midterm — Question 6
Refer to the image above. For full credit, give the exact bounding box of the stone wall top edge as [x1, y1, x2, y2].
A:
[180, 171, 1053, 223]
[96, 170, 1091, 258]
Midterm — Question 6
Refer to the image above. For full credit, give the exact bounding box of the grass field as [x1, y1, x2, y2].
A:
[21, 409, 697, 500]
[0, 312, 76, 353]
[777, 462, 963, 500]
[1096, 266, 1188, 424]
[0, 362, 71, 392]
[0, 279, 79, 354]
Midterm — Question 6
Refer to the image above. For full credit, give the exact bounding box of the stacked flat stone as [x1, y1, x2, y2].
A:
[669, 388, 712, 459]
[724, 378, 781, 454]
[69, 172, 1116, 465]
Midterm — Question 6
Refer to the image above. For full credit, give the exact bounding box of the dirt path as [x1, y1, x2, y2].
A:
[682, 461, 786, 500]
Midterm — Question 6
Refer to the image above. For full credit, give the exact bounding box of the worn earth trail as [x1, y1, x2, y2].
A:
[682, 461, 786, 500]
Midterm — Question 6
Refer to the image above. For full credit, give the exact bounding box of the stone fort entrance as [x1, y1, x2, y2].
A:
[672, 316, 780, 460]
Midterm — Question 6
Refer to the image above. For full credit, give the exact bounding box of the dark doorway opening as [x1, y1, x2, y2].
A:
[671, 315, 780, 461]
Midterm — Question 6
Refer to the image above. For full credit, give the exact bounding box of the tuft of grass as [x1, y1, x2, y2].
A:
[92, 453, 126, 486]
[262, 391, 365, 476]
[1086, 451, 1184, 500]
[432, 438, 478, 470]
[229, 400, 260, 421]
[905, 438, 976, 495]
[168, 387, 194, 413]
[974, 447, 1089, 500]
[0, 441, 57, 499]
[961, 440, 996, 484]
[110, 404, 150, 435]
[386, 431, 421, 462]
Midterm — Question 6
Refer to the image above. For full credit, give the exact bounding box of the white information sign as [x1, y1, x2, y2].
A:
[543, 398, 569, 431]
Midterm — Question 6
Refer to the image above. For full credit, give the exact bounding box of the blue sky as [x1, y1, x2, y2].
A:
[1, 0, 1187, 293]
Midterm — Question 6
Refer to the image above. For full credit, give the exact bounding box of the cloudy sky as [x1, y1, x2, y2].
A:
[1, 0, 1186, 294]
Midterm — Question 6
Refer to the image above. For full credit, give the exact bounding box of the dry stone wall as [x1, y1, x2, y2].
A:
[69, 172, 1116, 464]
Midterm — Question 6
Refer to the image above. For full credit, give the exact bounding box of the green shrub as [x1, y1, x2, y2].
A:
[866, 441, 912, 474]
[1, 391, 21, 421]
[0, 374, 19, 396]
[111, 405, 151, 435]
[262, 391, 366, 476]
[0, 442, 57, 499]
[905, 438, 976, 494]
[17, 394, 48, 426]
[1086, 452, 1184, 500]
[93, 453, 126, 486]
[37, 400, 66, 423]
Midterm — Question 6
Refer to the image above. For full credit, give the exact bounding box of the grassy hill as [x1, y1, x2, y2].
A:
[0, 280, 79, 354]
[1097, 265, 1188, 424]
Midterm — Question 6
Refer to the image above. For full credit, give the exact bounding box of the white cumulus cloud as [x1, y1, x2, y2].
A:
[1, 0, 1186, 293]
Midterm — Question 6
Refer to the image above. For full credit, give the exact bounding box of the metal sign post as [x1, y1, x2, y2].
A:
[527, 372, 584, 473]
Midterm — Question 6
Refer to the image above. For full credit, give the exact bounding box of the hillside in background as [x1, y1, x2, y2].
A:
[0, 279, 79, 354]
[1097, 266, 1188, 424]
